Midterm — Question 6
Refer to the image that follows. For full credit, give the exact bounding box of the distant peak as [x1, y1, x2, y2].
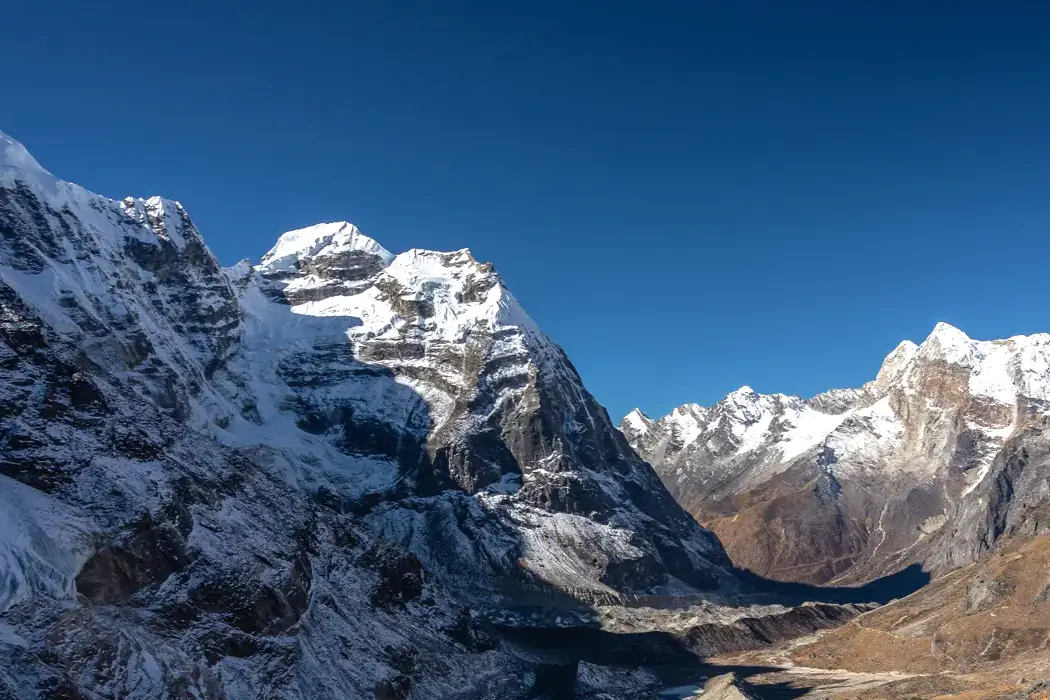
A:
[626, 407, 651, 422]
[874, 338, 920, 388]
[621, 408, 653, 434]
[258, 222, 394, 273]
[922, 322, 973, 352]
[225, 258, 254, 282]
[727, 385, 757, 400]
[927, 321, 970, 344]
[0, 130, 50, 176]
[881, 339, 919, 368]
[917, 322, 976, 366]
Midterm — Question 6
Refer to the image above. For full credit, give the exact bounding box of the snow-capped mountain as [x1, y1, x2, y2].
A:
[622, 323, 1050, 585]
[0, 129, 747, 699]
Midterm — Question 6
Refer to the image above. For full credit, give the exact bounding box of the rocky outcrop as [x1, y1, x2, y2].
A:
[692, 673, 759, 700]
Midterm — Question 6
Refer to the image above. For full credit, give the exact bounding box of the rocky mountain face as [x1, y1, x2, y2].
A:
[0, 130, 764, 699]
[759, 486, 1050, 699]
[623, 324, 1050, 585]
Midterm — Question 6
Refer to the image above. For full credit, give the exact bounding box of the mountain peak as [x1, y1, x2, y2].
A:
[874, 339, 920, 389]
[725, 385, 759, 403]
[927, 321, 971, 345]
[0, 130, 49, 176]
[889, 339, 920, 354]
[0, 129, 745, 698]
[919, 321, 975, 365]
[120, 196, 196, 249]
[621, 408, 653, 435]
[258, 221, 394, 273]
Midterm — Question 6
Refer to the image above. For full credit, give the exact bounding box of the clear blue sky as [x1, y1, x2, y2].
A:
[5, 1, 1050, 421]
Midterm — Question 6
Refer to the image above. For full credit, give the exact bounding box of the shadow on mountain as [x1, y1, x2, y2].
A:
[234, 280, 931, 698]
[221, 287, 929, 697]
[473, 545, 928, 697]
[497, 625, 831, 699]
[739, 562, 930, 606]
[655, 666, 811, 699]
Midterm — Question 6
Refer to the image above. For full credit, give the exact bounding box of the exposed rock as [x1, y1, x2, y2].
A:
[624, 324, 1050, 585]
[360, 542, 425, 608]
[693, 673, 758, 700]
[75, 512, 190, 604]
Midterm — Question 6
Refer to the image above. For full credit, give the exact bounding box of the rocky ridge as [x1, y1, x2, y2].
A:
[623, 323, 1050, 585]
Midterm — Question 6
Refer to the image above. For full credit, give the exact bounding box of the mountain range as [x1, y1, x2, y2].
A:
[622, 323, 1050, 588]
[3, 127, 1050, 699]
[1, 130, 845, 700]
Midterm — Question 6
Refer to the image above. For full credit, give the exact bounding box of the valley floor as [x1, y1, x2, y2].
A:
[690, 640, 1050, 699]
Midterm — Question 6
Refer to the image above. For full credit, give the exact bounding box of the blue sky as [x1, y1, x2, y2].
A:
[4, 1, 1050, 421]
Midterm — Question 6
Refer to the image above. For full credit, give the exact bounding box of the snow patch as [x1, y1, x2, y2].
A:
[0, 476, 89, 614]
[968, 341, 1017, 404]
[778, 408, 852, 463]
[0, 130, 49, 176]
[259, 222, 394, 272]
[733, 410, 774, 453]
[667, 405, 707, 445]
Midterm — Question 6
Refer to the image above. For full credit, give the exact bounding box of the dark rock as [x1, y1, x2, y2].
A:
[361, 543, 424, 608]
[76, 513, 191, 604]
[528, 662, 578, 700]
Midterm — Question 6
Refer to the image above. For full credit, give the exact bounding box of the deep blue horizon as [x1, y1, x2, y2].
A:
[5, 1, 1050, 421]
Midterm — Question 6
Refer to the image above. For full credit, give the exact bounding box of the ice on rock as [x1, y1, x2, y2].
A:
[120, 195, 193, 249]
[0, 476, 87, 614]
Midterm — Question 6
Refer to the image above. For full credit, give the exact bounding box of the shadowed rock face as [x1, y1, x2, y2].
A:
[75, 511, 192, 604]
[694, 673, 760, 700]
[624, 325, 1050, 585]
[0, 130, 755, 699]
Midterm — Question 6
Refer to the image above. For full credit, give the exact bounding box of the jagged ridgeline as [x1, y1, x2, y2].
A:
[624, 323, 1050, 586]
[0, 129, 754, 698]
